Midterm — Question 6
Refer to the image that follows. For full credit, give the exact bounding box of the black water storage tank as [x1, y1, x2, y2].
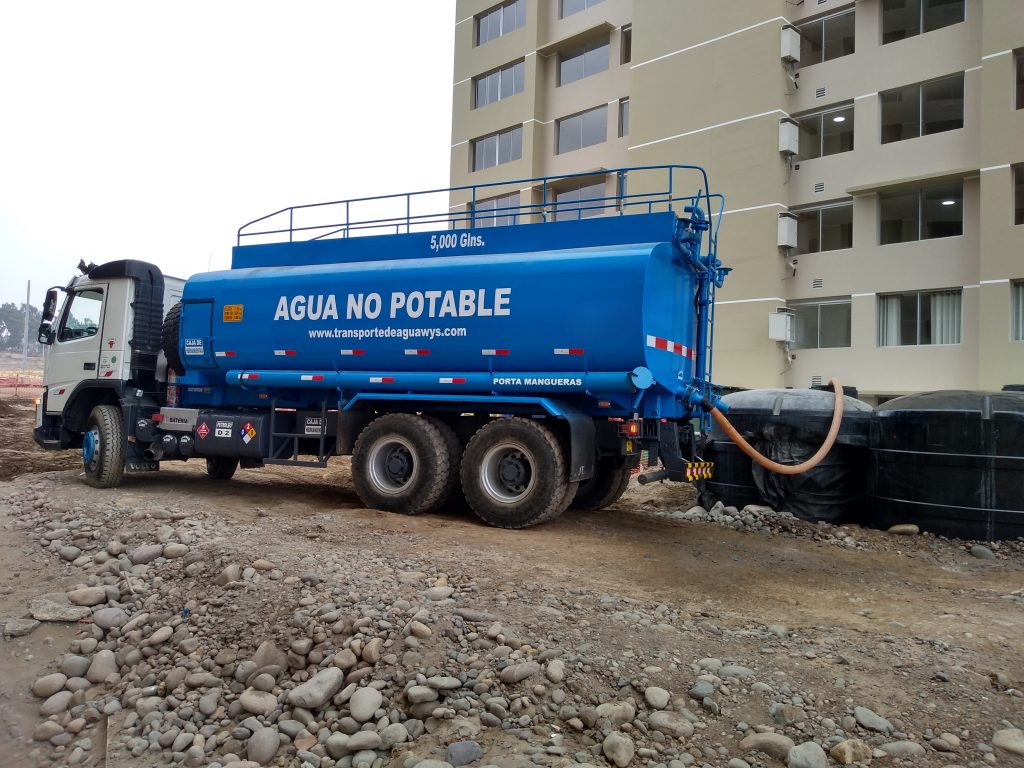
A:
[871, 390, 1024, 540]
[698, 389, 873, 523]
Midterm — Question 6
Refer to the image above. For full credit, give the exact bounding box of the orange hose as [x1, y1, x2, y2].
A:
[710, 378, 844, 476]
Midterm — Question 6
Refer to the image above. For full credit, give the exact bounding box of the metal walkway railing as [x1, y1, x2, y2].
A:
[236, 165, 723, 253]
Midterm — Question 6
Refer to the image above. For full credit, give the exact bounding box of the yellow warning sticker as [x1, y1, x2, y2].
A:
[223, 304, 244, 323]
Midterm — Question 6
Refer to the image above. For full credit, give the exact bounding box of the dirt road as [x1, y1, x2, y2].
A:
[1, 398, 1022, 768]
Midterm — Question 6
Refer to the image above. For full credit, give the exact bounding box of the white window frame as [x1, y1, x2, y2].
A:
[878, 288, 963, 346]
[473, 60, 525, 109]
[471, 126, 523, 172]
[556, 105, 608, 155]
[475, 0, 526, 46]
[791, 298, 853, 350]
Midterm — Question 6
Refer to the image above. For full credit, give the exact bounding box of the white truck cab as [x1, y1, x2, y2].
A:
[35, 260, 183, 483]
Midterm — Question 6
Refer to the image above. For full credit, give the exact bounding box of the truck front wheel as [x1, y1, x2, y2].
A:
[82, 405, 125, 488]
[352, 414, 450, 515]
[461, 418, 572, 528]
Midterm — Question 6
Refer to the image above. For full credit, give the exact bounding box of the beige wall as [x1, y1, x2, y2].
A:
[451, 0, 1024, 395]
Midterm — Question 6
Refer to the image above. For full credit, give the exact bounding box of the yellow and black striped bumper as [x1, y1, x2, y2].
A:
[685, 461, 713, 482]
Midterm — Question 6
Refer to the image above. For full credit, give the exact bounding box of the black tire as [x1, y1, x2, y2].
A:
[461, 418, 571, 529]
[571, 458, 632, 511]
[352, 414, 450, 515]
[206, 457, 239, 480]
[421, 416, 464, 512]
[161, 302, 184, 375]
[82, 405, 125, 488]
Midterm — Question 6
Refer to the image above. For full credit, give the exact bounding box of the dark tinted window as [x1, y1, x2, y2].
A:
[561, 0, 603, 18]
[799, 10, 855, 67]
[472, 126, 523, 171]
[556, 105, 608, 154]
[476, 0, 526, 45]
[797, 105, 854, 160]
[474, 60, 525, 108]
[796, 203, 853, 254]
[882, 0, 964, 44]
[880, 182, 962, 244]
[881, 73, 963, 143]
[559, 38, 609, 86]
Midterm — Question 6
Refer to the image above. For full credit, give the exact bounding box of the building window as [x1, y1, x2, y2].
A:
[476, 0, 526, 46]
[1017, 50, 1024, 109]
[559, 37, 609, 86]
[561, 0, 603, 18]
[879, 181, 962, 244]
[553, 180, 607, 221]
[473, 60, 525, 108]
[473, 192, 521, 227]
[881, 72, 964, 143]
[792, 299, 852, 349]
[1015, 164, 1024, 226]
[881, 0, 965, 45]
[621, 25, 632, 64]
[798, 10, 855, 67]
[796, 105, 854, 160]
[472, 125, 523, 171]
[1013, 281, 1024, 341]
[556, 105, 607, 154]
[795, 203, 853, 254]
[878, 289, 962, 346]
[618, 98, 630, 137]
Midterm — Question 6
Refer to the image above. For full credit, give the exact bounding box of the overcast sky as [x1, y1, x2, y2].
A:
[0, 2, 456, 307]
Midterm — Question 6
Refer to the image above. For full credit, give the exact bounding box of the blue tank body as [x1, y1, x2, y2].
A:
[174, 210, 717, 421]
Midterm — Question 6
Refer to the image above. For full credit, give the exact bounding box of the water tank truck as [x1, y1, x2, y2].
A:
[32, 165, 841, 527]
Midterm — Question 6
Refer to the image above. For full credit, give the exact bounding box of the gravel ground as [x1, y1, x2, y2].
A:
[0, 399, 1022, 768]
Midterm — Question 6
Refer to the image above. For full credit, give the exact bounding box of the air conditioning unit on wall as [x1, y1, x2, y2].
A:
[781, 26, 801, 63]
[779, 119, 799, 155]
[769, 308, 795, 343]
[778, 212, 798, 249]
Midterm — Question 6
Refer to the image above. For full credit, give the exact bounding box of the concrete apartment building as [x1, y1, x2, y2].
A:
[448, 0, 1024, 402]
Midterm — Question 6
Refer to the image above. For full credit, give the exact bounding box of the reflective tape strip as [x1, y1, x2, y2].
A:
[300, 375, 325, 382]
[404, 349, 430, 356]
[481, 349, 510, 356]
[241, 373, 259, 381]
[339, 349, 365, 356]
[646, 334, 695, 360]
[214, 351, 236, 358]
[274, 350, 297, 356]
[439, 377, 467, 384]
[554, 348, 584, 355]
[369, 376, 395, 383]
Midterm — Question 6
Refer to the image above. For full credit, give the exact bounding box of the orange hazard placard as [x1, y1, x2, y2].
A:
[223, 304, 244, 322]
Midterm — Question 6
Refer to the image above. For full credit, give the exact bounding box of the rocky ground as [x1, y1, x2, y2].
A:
[0, 398, 1022, 768]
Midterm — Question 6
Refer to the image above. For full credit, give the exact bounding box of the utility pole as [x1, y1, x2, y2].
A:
[21, 280, 30, 371]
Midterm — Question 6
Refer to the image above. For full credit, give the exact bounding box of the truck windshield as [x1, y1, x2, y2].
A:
[58, 288, 104, 342]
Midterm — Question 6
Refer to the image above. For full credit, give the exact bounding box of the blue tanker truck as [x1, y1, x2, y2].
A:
[34, 166, 834, 528]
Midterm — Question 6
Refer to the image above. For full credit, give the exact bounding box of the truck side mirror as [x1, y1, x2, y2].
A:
[37, 288, 60, 345]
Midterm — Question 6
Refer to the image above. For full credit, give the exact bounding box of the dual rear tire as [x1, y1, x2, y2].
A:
[352, 415, 577, 528]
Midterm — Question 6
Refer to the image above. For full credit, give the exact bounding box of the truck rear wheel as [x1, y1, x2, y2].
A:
[206, 457, 239, 480]
[461, 418, 571, 528]
[82, 405, 125, 488]
[422, 416, 463, 512]
[352, 414, 450, 515]
[571, 458, 632, 511]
